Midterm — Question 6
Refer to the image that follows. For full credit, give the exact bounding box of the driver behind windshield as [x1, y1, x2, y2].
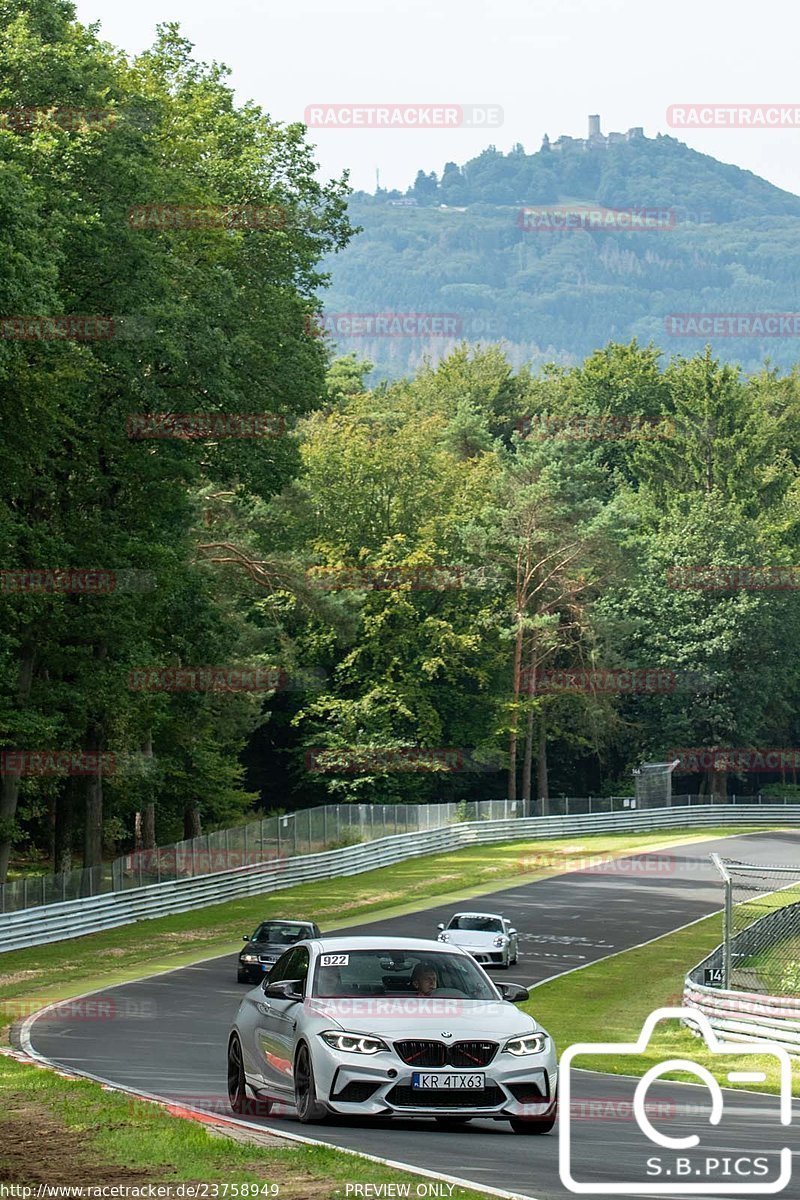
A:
[410, 961, 438, 996]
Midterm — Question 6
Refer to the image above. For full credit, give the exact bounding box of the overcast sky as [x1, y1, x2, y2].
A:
[74, 0, 800, 197]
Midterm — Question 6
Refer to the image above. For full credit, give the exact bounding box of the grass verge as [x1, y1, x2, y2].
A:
[0, 1051, 492, 1198]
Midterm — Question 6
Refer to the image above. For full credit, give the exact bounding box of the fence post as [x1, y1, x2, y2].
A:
[711, 853, 732, 989]
[324, 806, 328, 845]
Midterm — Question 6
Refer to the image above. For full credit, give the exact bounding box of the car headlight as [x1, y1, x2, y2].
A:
[493, 935, 507, 947]
[319, 1030, 389, 1055]
[240, 954, 258, 963]
[438, 932, 450, 942]
[504, 1033, 548, 1056]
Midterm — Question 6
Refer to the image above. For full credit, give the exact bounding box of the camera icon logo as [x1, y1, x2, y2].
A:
[559, 1006, 792, 1194]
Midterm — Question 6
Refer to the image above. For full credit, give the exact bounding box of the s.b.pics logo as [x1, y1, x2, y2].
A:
[559, 1007, 792, 1194]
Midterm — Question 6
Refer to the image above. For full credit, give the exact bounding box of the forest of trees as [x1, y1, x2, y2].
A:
[327, 136, 800, 378]
[5, 2, 800, 883]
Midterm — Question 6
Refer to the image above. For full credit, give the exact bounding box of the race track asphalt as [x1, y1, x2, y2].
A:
[24, 831, 800, 1200]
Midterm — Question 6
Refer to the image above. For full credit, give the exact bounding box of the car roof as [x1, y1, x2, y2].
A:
[451, 911, 504, 919]
[307, 935, 463, 953]
[255, 918, 316, 927]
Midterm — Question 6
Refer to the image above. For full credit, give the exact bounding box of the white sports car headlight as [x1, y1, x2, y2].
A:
[504, 1033, 548, 1056]
[493, 935, 507, 947]
[438, 932, 450, 941]
[319, 1030, 389, 1055]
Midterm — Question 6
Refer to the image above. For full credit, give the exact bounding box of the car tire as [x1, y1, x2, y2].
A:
[237, 971, 250, 984]
[294, 1043, 329, 1123]
[509, 1099, 557, 1135]
[227, 1034, 248, 1114]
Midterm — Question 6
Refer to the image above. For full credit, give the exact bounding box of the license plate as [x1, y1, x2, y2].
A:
[261, 961, 276, 970]
[411, 1072, 485, 1090]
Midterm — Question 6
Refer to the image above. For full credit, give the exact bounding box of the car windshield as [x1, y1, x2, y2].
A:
[449, 915, 503, 932]
[252, 922, 310, 944]
[312, 949, 499, 999]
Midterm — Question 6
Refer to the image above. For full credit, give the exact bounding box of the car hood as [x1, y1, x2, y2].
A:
[241, 941, 290, 955]
[304, 997, 540, 1038]
[441, 930, 503, 946]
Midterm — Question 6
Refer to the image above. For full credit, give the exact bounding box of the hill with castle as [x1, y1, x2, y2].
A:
[322, 117, 800, 378]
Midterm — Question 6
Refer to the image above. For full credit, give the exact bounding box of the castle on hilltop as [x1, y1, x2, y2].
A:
[543, 115, 645, 152]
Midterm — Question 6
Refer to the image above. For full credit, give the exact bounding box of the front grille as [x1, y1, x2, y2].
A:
[449, 1041, 497, 1067]
[332, 1080, 381, 1103]
[394, 1040, 447, 1067]
[387, 1084, 504, 1109]
[394, 1040, 498, 1067]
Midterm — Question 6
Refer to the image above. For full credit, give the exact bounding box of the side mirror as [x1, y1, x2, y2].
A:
[498, 983, 529, 1004]
[508, 928, 517, 937]
[263, 978, 303, 1001]
[242, 934, 250, 941]
[437, 923, 445, 931]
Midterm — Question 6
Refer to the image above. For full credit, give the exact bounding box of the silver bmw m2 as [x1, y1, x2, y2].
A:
[227, 935, 557, 1133]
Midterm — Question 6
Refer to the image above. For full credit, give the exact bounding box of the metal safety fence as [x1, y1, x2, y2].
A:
[0, 798, 520, 915]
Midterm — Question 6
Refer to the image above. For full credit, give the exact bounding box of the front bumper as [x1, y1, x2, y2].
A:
[238, 957, 278, 981]
[314, 1044, 557, 1119]
[437, 938, 508, 965]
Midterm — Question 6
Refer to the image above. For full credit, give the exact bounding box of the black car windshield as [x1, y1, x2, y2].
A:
[312, 949, 499, 999]
[449, 915, 503, 932]
[252, 922, 310, 944]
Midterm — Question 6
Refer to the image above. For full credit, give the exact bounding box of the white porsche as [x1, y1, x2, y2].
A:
[437, 912, 519, 968]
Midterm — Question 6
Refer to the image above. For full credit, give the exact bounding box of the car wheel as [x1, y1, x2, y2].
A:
[227, 1034, 248, 1114]
[294, 1043, 328, 1123]
[509, 1100, 557, 1135]
[434, 1116, 472, 1128]
[237, 971, 249, 984]
[511, 949, 518, 965]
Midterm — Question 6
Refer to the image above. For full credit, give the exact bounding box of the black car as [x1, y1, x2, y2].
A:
[237, 918, 322, 983]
